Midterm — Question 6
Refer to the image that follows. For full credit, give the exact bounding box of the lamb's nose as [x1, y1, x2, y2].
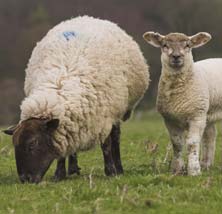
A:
[172, 55, 180, 60]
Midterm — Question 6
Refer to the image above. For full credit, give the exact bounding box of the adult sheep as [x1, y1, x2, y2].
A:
[143, 31, 221, 176]
[4, 16, 149, 183]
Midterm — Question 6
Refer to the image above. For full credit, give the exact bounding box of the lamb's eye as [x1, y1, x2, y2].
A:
[162, 44, 169, 51]
[185, 44, 190, 49]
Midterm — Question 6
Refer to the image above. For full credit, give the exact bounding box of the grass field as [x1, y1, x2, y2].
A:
[1, 112, 222, 214]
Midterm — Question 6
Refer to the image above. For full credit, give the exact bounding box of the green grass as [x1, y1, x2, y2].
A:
[1, 111, 222, 213]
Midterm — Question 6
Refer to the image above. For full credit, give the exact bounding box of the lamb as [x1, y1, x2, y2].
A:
[4, 16, 149, 183]
[143, 31, 222, 176]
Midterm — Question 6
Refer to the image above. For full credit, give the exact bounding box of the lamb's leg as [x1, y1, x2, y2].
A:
[164, 119, 185, 175]
[187, 117, 206, 176]
[110, 123, 123, 174]
[201, 123, 216, 170]
[68, 153, 81, 175]
[101, 135, 117, 176]
[54, 157, 66, 181]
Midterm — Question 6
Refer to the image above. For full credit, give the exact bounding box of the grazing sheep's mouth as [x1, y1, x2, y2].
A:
[19, 174, 42, 184]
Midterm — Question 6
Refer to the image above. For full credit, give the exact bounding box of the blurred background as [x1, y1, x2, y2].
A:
[0, 0, 222, 125]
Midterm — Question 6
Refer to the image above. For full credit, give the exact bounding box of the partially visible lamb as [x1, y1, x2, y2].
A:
[4, 16, 149, 183]
[143, 31, 222, 176]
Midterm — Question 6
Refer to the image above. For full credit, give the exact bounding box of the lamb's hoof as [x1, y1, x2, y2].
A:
[171, 158, 185, 175]
[104, 165, 117, 176]
[53, 169, 66, 181]
[68, 167, 81, 176]
[172, 168, 186, 175]
[201, 161, 212, 171]
[188, 155, 201, 176]
[188, 165, 201, 176]
[188, 170, 201, 176]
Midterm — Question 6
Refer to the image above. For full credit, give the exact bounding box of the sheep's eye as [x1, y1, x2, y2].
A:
[27, 140, 37, 152]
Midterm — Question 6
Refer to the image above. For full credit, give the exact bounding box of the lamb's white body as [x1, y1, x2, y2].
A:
[21, 16, 149, 156]
[195, 59, 222, 122]
[158, 58, 222, 175]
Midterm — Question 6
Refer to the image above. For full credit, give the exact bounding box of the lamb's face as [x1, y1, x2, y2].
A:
[143, 31, 211, 70]
[4, 118, 59, 183]
[160, 34, 192, 69]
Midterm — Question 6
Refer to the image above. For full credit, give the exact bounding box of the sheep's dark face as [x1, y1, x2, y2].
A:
[143, 31, 211, 70]
[4, 118, 59, 183]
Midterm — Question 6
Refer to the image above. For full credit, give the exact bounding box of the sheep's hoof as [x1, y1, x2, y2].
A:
[116, 168, 124, 175]
[104, 164, 117, 176]
[53, 169, 66, 181]
[115, 164, 124, 175]
[68, 166, 81, 175]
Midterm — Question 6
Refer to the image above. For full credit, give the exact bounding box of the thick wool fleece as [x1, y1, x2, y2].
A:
[21, 16, 149, 156]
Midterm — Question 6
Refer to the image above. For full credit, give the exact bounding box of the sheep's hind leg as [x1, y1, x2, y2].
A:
[110, 123, 123, 174]
[54, 157, 66, 181]
[68, 153, 81, 175]
[101, 135, 117, 176]
[201, 123, 216, 170]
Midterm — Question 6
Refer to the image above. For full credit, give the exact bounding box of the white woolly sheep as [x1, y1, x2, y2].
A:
[143, 31, 222, 176]
[4, 16, 149, 183]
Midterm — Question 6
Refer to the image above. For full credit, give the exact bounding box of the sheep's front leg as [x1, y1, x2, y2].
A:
[201, 123, 216, 170]
[101, 136, 117, 176]
[54, 157, 66, 181]
[187, 117, 206, 176]
[164, 119, 185, 174]
[68, 153, 81, 175]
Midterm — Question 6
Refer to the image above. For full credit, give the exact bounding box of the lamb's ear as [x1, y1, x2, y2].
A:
[189, 32, 211, 48]
[45, 119, 59, 132]
[3, 125, 18, 136]
[143, 31, 165, 48]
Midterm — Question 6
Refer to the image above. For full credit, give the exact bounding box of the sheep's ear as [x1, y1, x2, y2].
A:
[3, 125, 18, 136]
[45, 119, 59, 132]
[143, 31, 165, 48]
[189, 32, 211, 48]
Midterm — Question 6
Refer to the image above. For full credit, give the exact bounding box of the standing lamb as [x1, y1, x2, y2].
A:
[4, 16, 149, 183]
[143, 31, 221, 176]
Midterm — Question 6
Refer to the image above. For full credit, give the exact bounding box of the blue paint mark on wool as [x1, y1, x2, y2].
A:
[63, 31, 76, 41]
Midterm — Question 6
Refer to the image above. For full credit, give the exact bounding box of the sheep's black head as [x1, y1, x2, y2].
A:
[4, 118, 59, 183]
[143, 32, 211, 70]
